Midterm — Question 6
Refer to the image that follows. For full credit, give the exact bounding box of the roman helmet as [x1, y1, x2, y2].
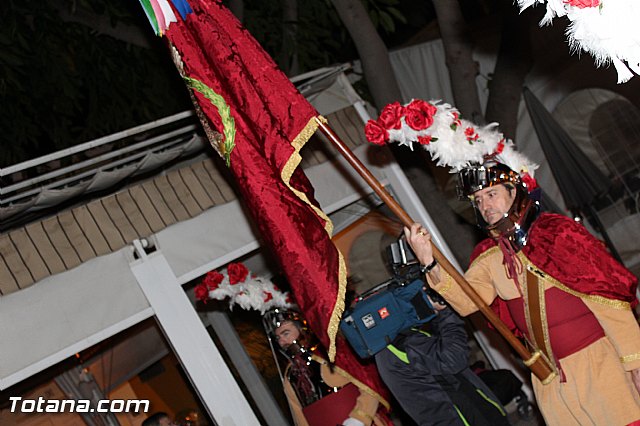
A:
[364, 99, 541, 252]
[262, 307, 317, 359]
[457, 162, 540, 251]
[263, 308, 329, 406]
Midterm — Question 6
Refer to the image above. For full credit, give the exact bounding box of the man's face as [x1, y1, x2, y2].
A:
[275, 321, 301, 349]
[473, 184, 516, 225]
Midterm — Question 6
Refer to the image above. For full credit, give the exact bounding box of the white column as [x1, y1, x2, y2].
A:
[129, 240, 260, 426]
[204, 311, 289, 425]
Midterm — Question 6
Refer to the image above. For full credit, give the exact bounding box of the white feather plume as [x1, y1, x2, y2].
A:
[370, 100, 538, 178]
[197, 263, 293, 314]
[519, 0, 640, 83]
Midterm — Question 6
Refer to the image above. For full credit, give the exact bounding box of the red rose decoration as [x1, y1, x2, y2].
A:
[203, 271, 224, 290]
[364, 119, 389, 145]
[194, 283, 209, 302]
[405, 100, 436, 131]
[565, 0, 599, 8]
[263, 291, 273, 303]
[450, 111, 462, 130]
[464, 127, 479, 142]
[407, 99, 437, 118]
[228, 262, 249, 284]
[378, 102, 404, 130]
[405, 108, 432, 131]
[521, 173, 538, 192]
[418, 135, 433, 145]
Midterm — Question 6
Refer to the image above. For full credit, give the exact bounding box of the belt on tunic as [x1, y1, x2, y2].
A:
[525, 267, 560, 383]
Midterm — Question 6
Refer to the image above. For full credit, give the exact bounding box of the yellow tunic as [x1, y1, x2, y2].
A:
[430, 247, 640, 426]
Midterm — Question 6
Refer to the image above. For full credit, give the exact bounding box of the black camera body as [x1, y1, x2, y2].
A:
[386, 235, 446, 306]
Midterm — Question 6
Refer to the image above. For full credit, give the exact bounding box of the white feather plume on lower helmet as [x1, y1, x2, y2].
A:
[364, 99, 538, 190]
[194, 262, 293, 315]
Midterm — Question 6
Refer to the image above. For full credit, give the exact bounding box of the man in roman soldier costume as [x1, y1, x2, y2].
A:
[405, 160, 640, 425]
[263, 308, 388, 426]
[363, 98, 640, 425]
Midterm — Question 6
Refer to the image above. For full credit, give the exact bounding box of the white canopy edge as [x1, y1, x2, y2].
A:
[0, 138, 390, 390]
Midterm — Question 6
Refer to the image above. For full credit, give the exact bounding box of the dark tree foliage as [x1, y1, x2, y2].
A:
[0, 0, 191, 167]
[1, 0, 429, 167]
[240, 0, 356, 73]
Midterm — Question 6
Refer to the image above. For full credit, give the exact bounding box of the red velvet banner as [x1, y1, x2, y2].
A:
[163, 0, 389, 408]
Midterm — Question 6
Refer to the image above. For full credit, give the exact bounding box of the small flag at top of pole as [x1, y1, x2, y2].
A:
[137, 0, 193, 36]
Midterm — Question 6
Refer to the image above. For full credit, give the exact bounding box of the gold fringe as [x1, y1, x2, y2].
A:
[280, 115, 346, 362]
[621, 353, 640, 364]
[311, 354, 391, 411]
[281, 116, 331, 234]
[520, 254, 632, 310]
[327, 251, 348, 362]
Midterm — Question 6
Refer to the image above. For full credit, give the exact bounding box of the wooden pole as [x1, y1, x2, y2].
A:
[317, 118, 556, 383]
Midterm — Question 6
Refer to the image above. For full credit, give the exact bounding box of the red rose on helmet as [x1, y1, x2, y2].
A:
[405, 108, 433, 131]
[418, 135, 433, 145]
[405, 100, 436, 131]
[378, 102, 404, 130]
[228, 262, 249, 284]
[521, 173, 538, 192]
[408, 99, 437, 117]
[204, 271, 224, 290]
[365, 119, 389, 145]
[565, 0, 599, 8]
[194, 283, 209, 302]
[464, 127, 479, 141]
[451, 111, 462, 130]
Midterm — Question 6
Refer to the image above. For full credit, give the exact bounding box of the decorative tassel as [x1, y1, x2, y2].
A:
[498, 236, 524, 293]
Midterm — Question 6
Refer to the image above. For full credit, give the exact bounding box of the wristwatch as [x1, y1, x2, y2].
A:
[420, 258, 438, 274]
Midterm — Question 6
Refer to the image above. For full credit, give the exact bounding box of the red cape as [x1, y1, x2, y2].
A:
[470, 213, 638, 334]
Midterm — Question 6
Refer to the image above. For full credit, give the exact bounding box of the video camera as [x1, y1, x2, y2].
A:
[339, 234, 447, 358]
[387, 236, 421, 282]
[386, 234, 446, 305]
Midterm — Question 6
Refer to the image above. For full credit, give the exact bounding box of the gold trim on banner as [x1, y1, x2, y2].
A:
[311, 354, 391, 410]
[281, 115, 347, 362]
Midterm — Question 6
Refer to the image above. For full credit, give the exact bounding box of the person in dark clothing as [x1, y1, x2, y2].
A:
[374, 298, 510, 426]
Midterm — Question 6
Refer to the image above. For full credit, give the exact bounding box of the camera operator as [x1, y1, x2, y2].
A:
[374, 239, 510, 425]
